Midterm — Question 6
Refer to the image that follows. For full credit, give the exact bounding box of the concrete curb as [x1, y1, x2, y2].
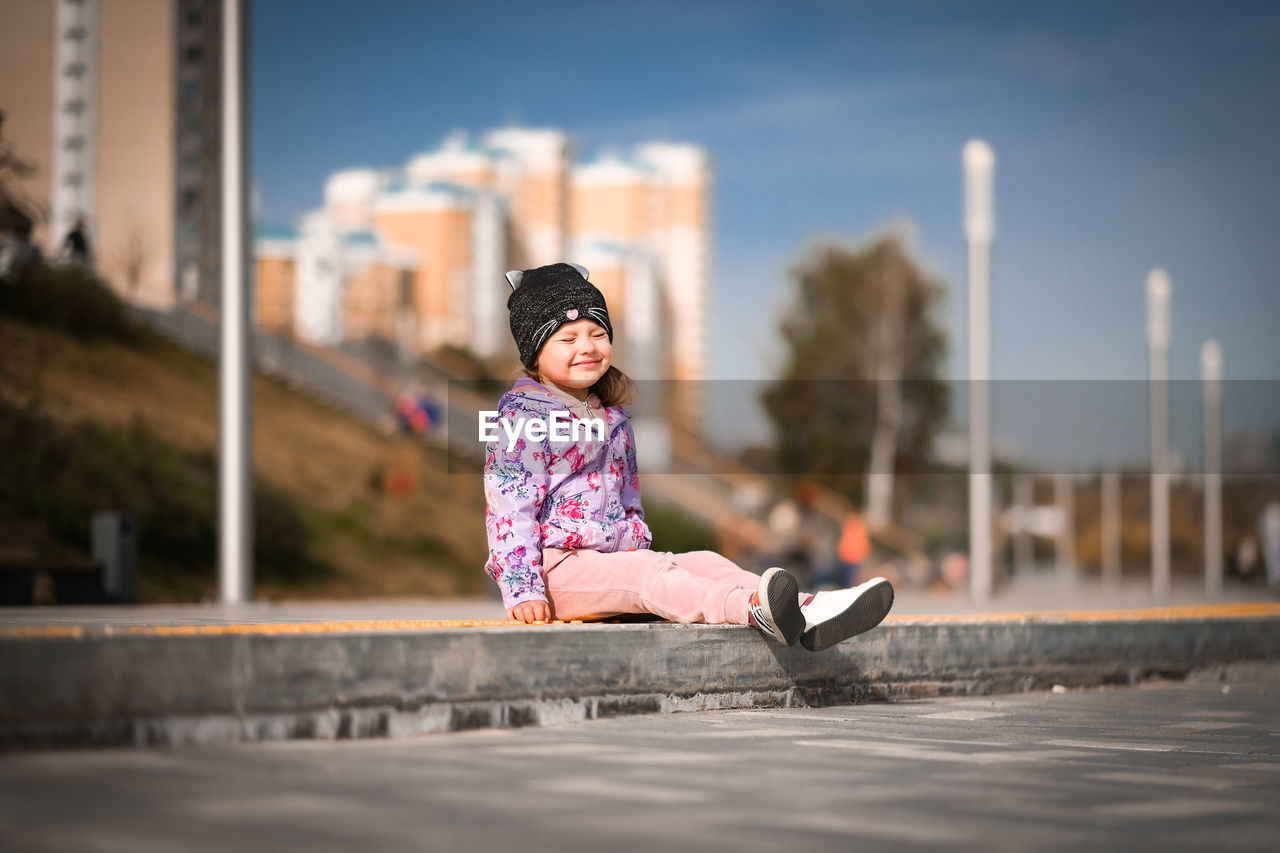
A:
[3, 613, 1278, 748]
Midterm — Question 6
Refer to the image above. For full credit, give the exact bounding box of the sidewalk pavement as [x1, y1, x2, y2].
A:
[2, 572, 1277, 749]
[1, 573, 1271, 629]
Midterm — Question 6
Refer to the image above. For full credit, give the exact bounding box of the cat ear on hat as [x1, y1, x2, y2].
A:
[505, 264, 589, 290]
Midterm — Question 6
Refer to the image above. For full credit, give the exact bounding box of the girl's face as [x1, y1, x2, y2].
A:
[535, 319, 611, 398]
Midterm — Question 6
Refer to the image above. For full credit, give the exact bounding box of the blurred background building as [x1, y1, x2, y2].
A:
[254, 130, 710, 393]
[4, 0, 1279, 604]
[0, 0, 222, 309]
[0, 2, 711, 397]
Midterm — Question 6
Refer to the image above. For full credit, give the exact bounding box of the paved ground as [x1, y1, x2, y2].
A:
[2, 574, 1273, 631]
[2, 666, 1277, 852]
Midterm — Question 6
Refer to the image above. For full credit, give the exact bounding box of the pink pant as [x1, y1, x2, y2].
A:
[542, 548, 772, 625]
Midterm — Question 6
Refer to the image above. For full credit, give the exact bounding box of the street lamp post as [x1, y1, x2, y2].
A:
[1202, 340, 1223, 598]
[964, 140, 995, 602]
[1147, 269, 1171, 601]
[220, 0, 252, 604]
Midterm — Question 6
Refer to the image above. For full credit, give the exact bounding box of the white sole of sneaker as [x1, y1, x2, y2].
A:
[759, 567, 804, 646]
[800, 577, 894, 652]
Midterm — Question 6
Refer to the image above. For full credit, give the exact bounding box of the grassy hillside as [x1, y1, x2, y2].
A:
[0, 271, 491, 602]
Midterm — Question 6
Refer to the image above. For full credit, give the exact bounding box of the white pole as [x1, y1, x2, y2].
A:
[1101, 470, 1121, 589]
[964, 140, 995, 602]
[220, 0, 252, 604]
[1202, 340, 1223, 598]
[1147, 269, 1171, 600]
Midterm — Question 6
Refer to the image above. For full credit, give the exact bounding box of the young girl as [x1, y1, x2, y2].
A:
[483, 262, 894, 650]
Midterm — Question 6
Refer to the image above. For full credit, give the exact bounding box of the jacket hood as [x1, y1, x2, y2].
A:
[506, 377, 631, 421]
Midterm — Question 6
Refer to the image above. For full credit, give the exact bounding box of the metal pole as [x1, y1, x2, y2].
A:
[1202, 340, 1222, 598]
[1147, 269, 1171, 601]
[220, 0, 252, 603]
[1101, 470, 1121, 589]
[964, 140, 995, 601]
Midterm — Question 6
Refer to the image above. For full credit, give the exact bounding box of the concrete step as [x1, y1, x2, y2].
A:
[3, 602, 1277, 749]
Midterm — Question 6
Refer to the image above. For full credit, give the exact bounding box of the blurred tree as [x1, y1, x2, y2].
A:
[1, 110, 45, 279]
[0, 110, 42, 228]
[762, 235, 949, 528]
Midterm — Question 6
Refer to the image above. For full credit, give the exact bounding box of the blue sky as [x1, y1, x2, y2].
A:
[252, 0, 1280, 397]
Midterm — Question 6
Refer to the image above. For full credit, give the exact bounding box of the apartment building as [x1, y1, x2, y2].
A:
[260, 129, 710, 400]
[0, 0, 222, 309]
[571, 142, 711, 387]
[0, 1, 712, 388]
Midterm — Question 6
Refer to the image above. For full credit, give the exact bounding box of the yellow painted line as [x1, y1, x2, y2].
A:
[0, 619, 583, 639]
[0, 626, 89, 639]
[1, 602, 1276, 640]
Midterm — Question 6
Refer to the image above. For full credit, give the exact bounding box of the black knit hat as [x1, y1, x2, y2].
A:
[505, 262, 613, 369]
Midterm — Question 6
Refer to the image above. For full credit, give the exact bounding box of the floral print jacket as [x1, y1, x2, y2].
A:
[483, 378, 651, 610]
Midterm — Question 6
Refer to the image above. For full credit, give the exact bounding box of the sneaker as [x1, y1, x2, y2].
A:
[748, 567, 805, 646]
[799, 577, 894, 652]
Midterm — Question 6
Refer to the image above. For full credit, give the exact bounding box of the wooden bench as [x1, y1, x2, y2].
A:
[0, 517, 103, 605]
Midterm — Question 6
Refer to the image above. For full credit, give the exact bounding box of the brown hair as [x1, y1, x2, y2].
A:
[522, 364, 636, 408]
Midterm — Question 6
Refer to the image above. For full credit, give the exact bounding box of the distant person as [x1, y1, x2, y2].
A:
[62, 218, 92, 268]
[180, 261, 200, 302]
[1230, 535, 1259, 580]
[836, 509, 871, 587]
[483, 263, 894, 651]
[394, 381, 441, 436]
[764, 495, 808, 581]
[793, 480, 838, 589]
[1262, 503, 1280, 594]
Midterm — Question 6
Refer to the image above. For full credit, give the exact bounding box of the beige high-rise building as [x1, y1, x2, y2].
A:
[264, 129, 575, 361]
[570, 238, 664, 379]
[3, 6, 713, 424]
[254, 221, 418, 352]
[571, 143, 711, 426]
[372, 182, 478, 352]
[254, 129, 709, 417]
[634, 142, 711, 386]
[406, 131, 496, 189]
[0, 0, 222, 309]
[254, 225, 297, 334]
[572, 156, 650, 243]
[0, 2, 57, 252]
[484, 127, 570, 270]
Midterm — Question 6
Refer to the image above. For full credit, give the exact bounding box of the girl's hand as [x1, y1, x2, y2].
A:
[507, 600, 553, 623]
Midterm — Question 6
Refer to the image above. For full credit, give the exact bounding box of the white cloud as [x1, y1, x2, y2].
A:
[572, 73, 977, 153]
